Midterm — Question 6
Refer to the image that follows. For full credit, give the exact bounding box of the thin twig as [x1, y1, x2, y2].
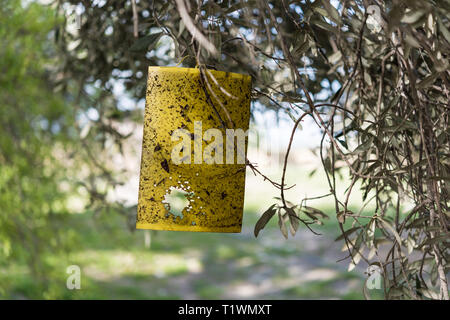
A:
[131, 0, 138, 38]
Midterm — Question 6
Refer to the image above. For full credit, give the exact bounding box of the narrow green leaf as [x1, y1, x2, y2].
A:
[351, 137, 374, 155]
[286, 206, 299, 236]
[254, 204, 277, 237]
[378, 218, 403, 245]
[130, 32, 162, 52]
[335, 226, 361, 241]
[278, 211, 288, 239]
[302, 206, 329, 219]
[418, 235, 449, 249]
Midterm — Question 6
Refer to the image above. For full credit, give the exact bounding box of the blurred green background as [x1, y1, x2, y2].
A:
[0, 1, 385, 300]
[1, 161, 382, 299]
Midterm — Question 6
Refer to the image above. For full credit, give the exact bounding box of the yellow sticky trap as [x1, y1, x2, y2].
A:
[136, 66, 251, 232]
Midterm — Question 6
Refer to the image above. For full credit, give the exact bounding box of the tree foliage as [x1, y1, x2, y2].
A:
[0, 0, 76, 291]
[2, 0, 449, 299]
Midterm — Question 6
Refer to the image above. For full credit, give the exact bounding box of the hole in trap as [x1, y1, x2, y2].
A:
[162, 186, 194, 220]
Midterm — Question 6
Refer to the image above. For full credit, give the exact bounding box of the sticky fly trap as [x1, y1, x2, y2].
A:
[136, 66, 251, 232]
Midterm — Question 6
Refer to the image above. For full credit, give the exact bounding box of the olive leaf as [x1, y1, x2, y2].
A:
[377, 217, 403, 245]
[285, 206, 299, 236]
[130, 32, 162, 52]
[254, 204, 277, 238]
[278, 211, 288, 239]
[335, 227, 361, 243]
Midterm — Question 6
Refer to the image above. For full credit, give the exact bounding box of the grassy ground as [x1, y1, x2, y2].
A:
[2, 212, 377, 300]
[0, 159, 385, 300]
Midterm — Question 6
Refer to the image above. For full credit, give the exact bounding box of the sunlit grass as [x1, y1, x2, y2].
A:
[0, 164, 382, 300]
